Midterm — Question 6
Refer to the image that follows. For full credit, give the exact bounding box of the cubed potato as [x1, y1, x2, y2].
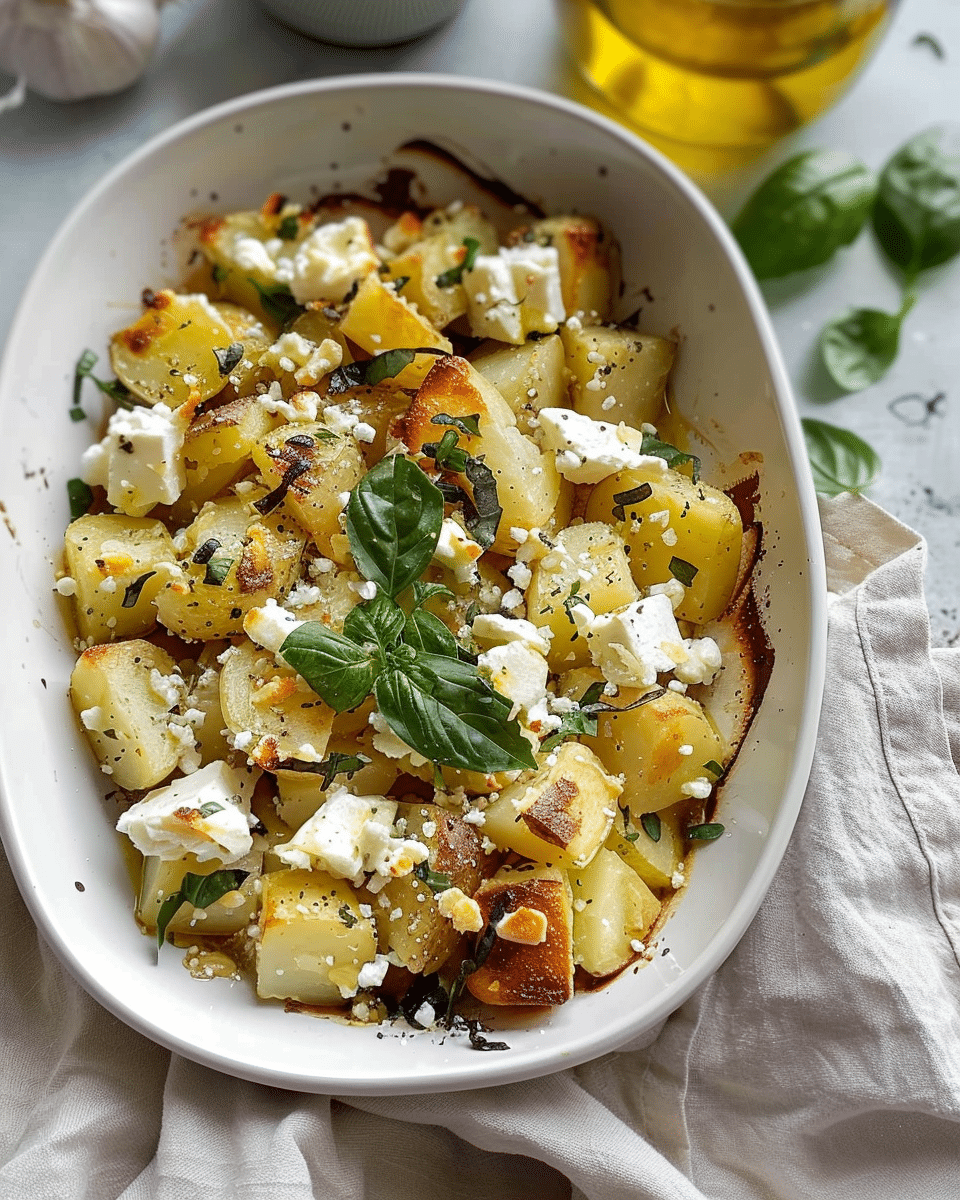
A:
[288, 304, 353, 362]
[466, 863, 574, 1006]
[153, 492, 305, 641]
[561, 324, 675, 428]
[272, 727, 399, 829]
[256, 868, 378, 1005]
[606, 804, 683, 891]
[211, 301, 274, 398]
[482, 741, 622, 870]
[318, 385, 410, 468]
[470, 334, 567, 422]
[526, 522, 640, 672]
[508, 214, 619, 323]
[109, 290, 236, 408]
[185, 644, 234, 767]
[173, 392, 283, 522]
[338, 274, 452, 388]
[570, 848, 660, 977]
[62, 514, 175, 644]
[370, 804, 486, 975]
[585, 463, 743, 625]
[582, 687, 725, 814]
[137, 847, 262, 936]
[195, 209, 305, 328]
[70, 640, 183, 790]
[251, 422, 365, 558]
[398, 355, 569, 553]
[219, 639, 335, 771]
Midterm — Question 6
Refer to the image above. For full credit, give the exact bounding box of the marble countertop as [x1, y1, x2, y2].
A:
[4, 0, 958, 642]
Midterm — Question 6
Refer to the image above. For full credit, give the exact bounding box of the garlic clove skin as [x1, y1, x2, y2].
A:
[0, 0, 161, 102]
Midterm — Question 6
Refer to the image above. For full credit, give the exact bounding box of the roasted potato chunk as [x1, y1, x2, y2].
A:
[561, 323, 675, 428]
[508, 214, 619, 323]
[571, 848, 660, 977]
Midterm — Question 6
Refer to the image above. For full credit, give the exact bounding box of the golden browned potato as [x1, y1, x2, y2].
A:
[508, 214, 619, 323]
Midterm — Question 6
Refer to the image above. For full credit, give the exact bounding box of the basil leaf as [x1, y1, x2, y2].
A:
[203, 556, 234, 586]
[326, 347, 446, 395]
[801, 418, 881, 496]
[561, 581, 583, 626]
[424, 429, 469, 473]
[703, 759, 725, 778]
[640, 812, 662, 843]
[412, 580, 455, 607]
[191, 538, 221, 565]
[248, 279, 305, 328]
[686, 822, 725, 841]
[213, 342, 244, 376]
[430, 412, 481, 438]
[435, 237, 482, 288]
[342, 592, 406, 654]
[338, 903, 357, 928]
[316, 751, 371, 790]
[280, 621, 380, 712]
[669, 557, 698, 587]
[873, 126, 960, 277]
[73, 347, 134, 408]
[731, 149, 877, 279]
[414, 861, 453, 894]
[121, 571, 155, 608]
[462, 455, 502, 549]
[612, 482, 653, 522]
[156, 868, 249, 949]
[67, 477, 94, 520]
[820, 300, 914, 392]
[277, 214, 299, 240]
[639, 434, 700, 483]
[345, 456, 444, 598]
[375, 652, 536, 773]
[402, 608, 460, 658]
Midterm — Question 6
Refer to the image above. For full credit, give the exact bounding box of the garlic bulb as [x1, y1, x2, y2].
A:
[0, 0, 162, 102]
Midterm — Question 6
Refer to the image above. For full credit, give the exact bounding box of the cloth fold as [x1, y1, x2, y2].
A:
[2, 494, 959, 1200]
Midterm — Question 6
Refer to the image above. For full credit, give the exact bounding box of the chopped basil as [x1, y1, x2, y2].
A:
[316, 751, 371, 791]
[669, 557, 698, 587]
[121, 571, 155, 609]
[462, 455, 501, 549]
[443, 893, 510, 1026]
[338, 903, 357, 928]
[248, 279, 306, 328]
[703, 759, 725, 778]
[73, 348, 134, 409]
[423, 429, 469, 474]
[640, 812, 662, 843]
[326, 347, 446, 395]
[203, 556, 234, 586]
[435, 237, 482, 288]
[561, 581, 583, 626]
[253, 458, 312, 516]
[67, 478, 94, 520]
[277, 214, 300, 240]
[430, 412, 481, 438]
[686, 822, 725, 841]
[612, 482, 652, 522]
[639, 434, 701, 483]
[156, 869, 249, 949]
[212, 263, 229, 284]
[414, 861, 453, 894]
[213, 342, 244, 376]
[198, 801, 224, 817]
[391, 276, 410, 292]
[191, 537, 221, 565]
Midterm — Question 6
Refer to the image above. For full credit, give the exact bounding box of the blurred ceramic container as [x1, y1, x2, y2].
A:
[258, 0, 466, 46]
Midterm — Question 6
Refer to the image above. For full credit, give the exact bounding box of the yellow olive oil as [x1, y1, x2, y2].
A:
[557, 0, 891, 169]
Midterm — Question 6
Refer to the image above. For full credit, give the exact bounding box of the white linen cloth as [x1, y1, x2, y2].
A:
[2, 493, 959, 1200]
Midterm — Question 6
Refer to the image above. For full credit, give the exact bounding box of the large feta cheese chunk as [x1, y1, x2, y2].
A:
[471, 613, 552, 656]
[283, 216, 379, 304]
[80, 403, 187, 517]
[478, 641, 550, 722]
[432, 517, 483, 584]
[463, 245, 565, 343]
[116, 760, 257, 864]
[230, 233, 279, 278]
[537, 408, 667, 485]
[577, 592, 722, 689]
[243, 599, 305, 656]
[274, 787, 428, 887]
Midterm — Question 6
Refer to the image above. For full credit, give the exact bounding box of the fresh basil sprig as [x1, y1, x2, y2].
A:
[802, 418, 881, 496]
[732, 150, 877, 279]
[345, 455, 444, 597]
[156, 869, 249, 949]
[819, 296, 915, 392]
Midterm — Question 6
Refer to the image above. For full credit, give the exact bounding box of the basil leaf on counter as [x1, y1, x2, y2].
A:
[281, 622, 381, 713]
[156, 869, 249, 949]
[819, 297, 914, 392]
[801, 418, 881, 496]
[731, 149, 877, 279]
[375, 651, 537, 773]
[345, 455, 444, 598]
[873, 126, 960, 278]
